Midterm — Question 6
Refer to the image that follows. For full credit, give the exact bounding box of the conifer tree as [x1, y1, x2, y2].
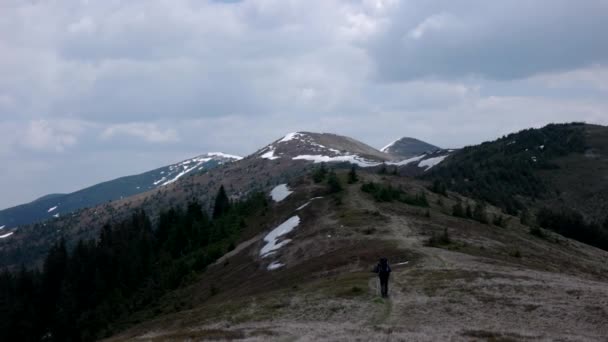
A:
[213, 185, 231, 219]
[452, 202, 465, 217]
[347, 165, 358, 184]
[327, 170, 342, 193]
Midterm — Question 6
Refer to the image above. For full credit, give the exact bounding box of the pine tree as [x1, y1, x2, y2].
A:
[473, 202, 488, 224]
[312, 163, 328, 183]
[466, 204, 473, 219]
[520, 208, 532, 226]
[378, 163, 387, 174]
[347, 165, 358, 184]
[452, 202, 465, 217]
[213, 185, 231, 219]
[327, 170, 342, 193]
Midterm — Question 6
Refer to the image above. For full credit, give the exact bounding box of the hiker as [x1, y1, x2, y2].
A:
[373, 257, 391, 298]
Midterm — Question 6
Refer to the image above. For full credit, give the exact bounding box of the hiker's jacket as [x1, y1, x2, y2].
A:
[373, 260, 392, 277]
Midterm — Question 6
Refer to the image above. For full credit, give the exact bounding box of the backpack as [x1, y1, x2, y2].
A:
[379, 258, 391, 273]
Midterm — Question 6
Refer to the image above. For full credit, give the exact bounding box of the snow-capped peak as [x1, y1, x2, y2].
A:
[381, 139, 399, 152]
[206, 152, 243, 160]
[152, 152, 241, 187]
[278, 132, 304, 143]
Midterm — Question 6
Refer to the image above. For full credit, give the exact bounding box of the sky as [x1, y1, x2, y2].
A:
[1, 0, 608, 209]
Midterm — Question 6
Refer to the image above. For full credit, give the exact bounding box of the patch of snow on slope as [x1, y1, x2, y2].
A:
[271, 184, 293, 202]
[381, 138, 399, 152]
[267, 261, 284, 271]
[261, 147, 279, 160]
[162, 164, 202, 186]
[260, 216, 300, 258]
[208, 152, 243, 160]
[390, 154, 426, 166]
[0, 232, 14, 239]
[0, 225, 5, 230]
[293, 154, 381, 167]
[297, 197, 323, 211]
[278, 132, 303, 143]
[154, 156, 214, 186]
[153, 177, 167, 185]
[48, 206, 58, 213]
[53, 213, 60, 218]
[418, 155, 448, 170]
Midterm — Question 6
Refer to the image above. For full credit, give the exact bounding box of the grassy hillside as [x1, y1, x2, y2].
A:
[95, 168, 608, 341]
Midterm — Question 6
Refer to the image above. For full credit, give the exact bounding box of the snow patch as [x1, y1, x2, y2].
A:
[153, 177, 167, 185]
[418, 155, 448, 170]
[267, 261, 284, 271]
[260, 216, 300, 258]
[48, 206, 58, 213]
[261, 147, 279, 160]
[293, 154, 380, 167]
[296, 197, 323, 211]
[53, 213, 60, 218]
[390, 154, 426, 166]
[0, 225, 5, 230]
[207, 152, 243, 160]
[0, 232, 13, 239]
[539, 145, 545, 150]
[270, 184, 293, 202]
[381, 138, 399, 152]
[278, 132, 303, 143]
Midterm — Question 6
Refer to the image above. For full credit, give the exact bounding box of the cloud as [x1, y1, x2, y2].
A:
[100, 123, 179, 143]
[20, 120, 82, 152]
[367, 0, 608, 80]
[0, 0, 607, 209]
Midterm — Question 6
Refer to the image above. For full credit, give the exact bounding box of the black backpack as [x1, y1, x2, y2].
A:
[379, 258, 391, 273]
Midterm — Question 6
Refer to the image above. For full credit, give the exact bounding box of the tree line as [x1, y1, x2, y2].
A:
[0, 186, 268, 342]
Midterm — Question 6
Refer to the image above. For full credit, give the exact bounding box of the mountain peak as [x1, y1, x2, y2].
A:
[382, 137, 440, 158]
[256, 131, 393, 165]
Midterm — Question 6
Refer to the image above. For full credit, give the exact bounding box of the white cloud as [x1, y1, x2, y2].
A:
[100, 123, 179, 143]
[68, 16, 96, 34]
[408, 13, 455, 40]
[0, 0, 607, 209]
[20, 120, 82, 152]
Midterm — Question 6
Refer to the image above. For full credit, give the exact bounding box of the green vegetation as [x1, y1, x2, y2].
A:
[509, 249, 522, 258]
[327, 170, 343, 193]
[536, 208, 608, 251]
[428, 180, 447, 196]
[0, 188, 268, 342]
[312, 163, 328, 183]
[424, 123, 587, 213]
[378, 163, 387, 175]
[212, 184, 231, 219]
[360, 182, 429, 207]
[347, 165, 359, 184]
[452, 201, 489, 225]
[492, 214, 507, 228]
[427, 228, 451, 247]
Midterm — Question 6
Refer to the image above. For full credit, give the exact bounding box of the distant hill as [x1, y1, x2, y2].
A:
[0, 132, 452, 269]
[0, 153, 241, 230]
[423, 122, 608, 249]
[381, 137, 441, 158]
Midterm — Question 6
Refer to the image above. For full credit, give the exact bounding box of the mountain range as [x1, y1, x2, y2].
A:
[1, 123, 607, 341]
